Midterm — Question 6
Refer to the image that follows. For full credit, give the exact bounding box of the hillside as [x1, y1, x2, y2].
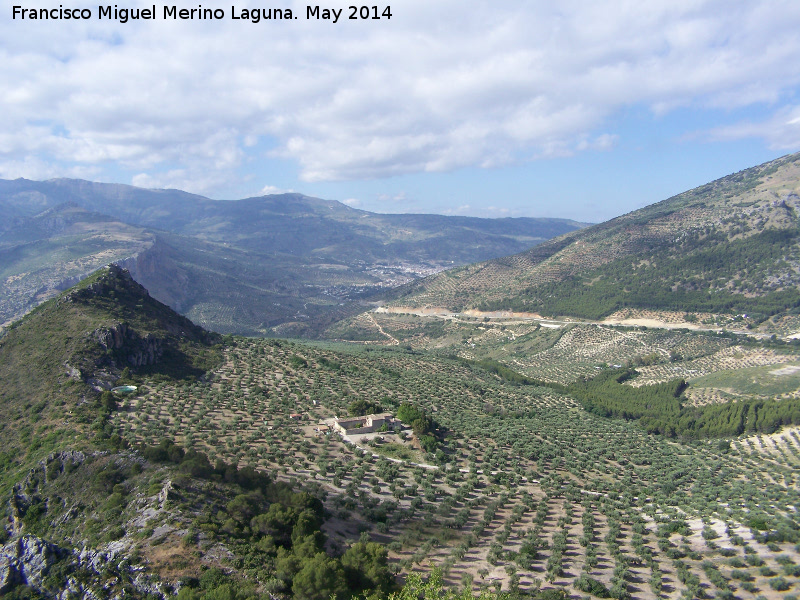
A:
[390, 152, 800, 331]
[4, 151, 800, 598]
[0, 264, 220, 483]
[0, 178, 587, 335]
[0, 202, 155, 329]
[0, 267, 401, 599]
[2, 267, 800, 599]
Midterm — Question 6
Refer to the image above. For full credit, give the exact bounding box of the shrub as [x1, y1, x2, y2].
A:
[575, 574, 610, 597]
[769, 577, 792, 592]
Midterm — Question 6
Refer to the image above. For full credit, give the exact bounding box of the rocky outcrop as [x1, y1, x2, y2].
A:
[158, 480, 173, 508]
[94, 322, 130, 350]
[44, 263, 214, 387]
[0, 534, 173, 599]
[93, 323, 163, 367]
[0, 536, 67, 595]
[9, 451, 90, 535]
[2, 449, 171, 599]
[63, 362, 82, 380]
[67, 264, 150, 302]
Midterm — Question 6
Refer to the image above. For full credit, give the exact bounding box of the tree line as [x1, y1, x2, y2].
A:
[566, 368, 800, 438]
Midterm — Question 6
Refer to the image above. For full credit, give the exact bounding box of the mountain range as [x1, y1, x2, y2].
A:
[0, 179, 586, 335]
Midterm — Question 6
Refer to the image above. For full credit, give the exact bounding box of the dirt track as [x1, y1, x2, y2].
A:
[375, 306, 771, 338]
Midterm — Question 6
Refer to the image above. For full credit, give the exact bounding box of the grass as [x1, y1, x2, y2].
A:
[691, 363, 800, 397]
[372, 442, 422, 462]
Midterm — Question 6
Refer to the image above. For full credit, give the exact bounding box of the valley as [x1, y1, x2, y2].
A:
[2, 153, 800, 600]
[0, 180, 586, 336]
[1, 266, 798, 599]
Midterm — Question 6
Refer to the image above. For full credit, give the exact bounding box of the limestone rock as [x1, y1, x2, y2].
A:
[0, 535, 67, 593]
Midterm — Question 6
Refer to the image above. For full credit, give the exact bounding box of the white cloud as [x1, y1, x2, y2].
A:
[2, 0, 800, 189]
[376, 192, 409, 204]
[577, 134, 619, 152]
[706, 106, 800, 150]
[486, 206, 511, 216]
[130, 168, 237, 194]
[260, 185, 294, 195]
[442, 204, 529, 218]
[342, 198, 361, 207]
[0, 156, 100, 181]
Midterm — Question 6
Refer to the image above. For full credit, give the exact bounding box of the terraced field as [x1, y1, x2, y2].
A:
[634, 347, 797, 388]
[330, 309, 800, 408]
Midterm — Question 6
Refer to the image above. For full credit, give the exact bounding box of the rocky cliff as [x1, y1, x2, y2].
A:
[93, 322, 164, 368]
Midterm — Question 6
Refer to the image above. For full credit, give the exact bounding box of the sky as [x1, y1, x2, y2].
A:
[2, 1, 800, 223]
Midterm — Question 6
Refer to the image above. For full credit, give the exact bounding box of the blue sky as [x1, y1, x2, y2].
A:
[2, 1, 800, 222]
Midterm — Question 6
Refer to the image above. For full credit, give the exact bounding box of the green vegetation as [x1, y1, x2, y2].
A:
[568, 368, 685, 421]
[112, 331, 800, 598]
[691, 363, 800, 397]
[0, 266, 216, 495]
[349, 399, 383, 416]
[395, 152, 800, 331]
[567, 368, 800, 438]
[5, 186, 800, 600]
[13, 440, 395, 600]
[574, 574, 610, 597]
[457, 357, 546, 387]
[396, 403, 439, 452]
[1, 178, 585, 336]
[483, 228, 800, 320]
[141, 444, 395, 600]
[388, 569, 565, 600]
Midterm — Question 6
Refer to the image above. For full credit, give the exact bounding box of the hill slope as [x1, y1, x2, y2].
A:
[0, 202, 155, 328]
[391, 152, 800, 327]
[0, 179, 586, 335]
[0, 267, 402, 600]
[3, 268, 800, 599]
[0, 264, 220, 483]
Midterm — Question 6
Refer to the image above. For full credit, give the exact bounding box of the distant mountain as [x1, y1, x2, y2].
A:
[0, 178, 585, 262]
[0, 179, 587, 334]
[390, 151, 800, 327]
[0, 202, 155, 328]
[0, 178, 212, 225]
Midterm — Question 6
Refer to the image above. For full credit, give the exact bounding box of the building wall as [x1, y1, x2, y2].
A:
[331, 413, 397, 436]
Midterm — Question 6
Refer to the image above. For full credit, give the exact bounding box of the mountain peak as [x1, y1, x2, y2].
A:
[64, 263, 148, 303]
[2, 265, 219, 400]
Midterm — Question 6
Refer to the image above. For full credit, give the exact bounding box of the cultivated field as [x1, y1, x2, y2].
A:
[112, 338, 800, 599]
